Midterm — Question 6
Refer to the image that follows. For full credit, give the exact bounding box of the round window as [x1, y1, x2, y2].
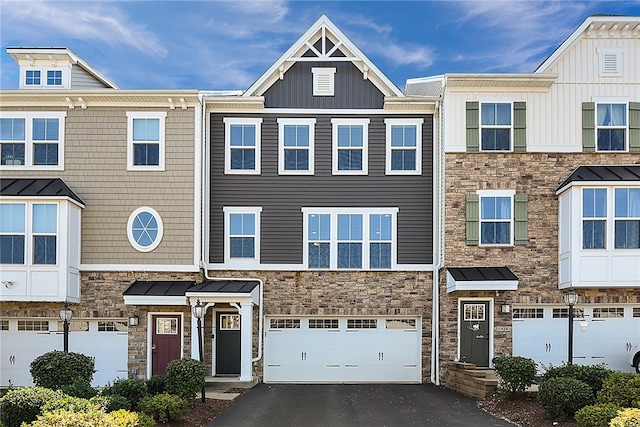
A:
[127, 207, 163, 252]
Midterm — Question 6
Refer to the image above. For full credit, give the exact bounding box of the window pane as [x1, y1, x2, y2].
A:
[284, 150, 308, 171]
[0, 118, 26, 140]
[337, 243, 362, 268]
[370, 243, 391, 268]
[370, 214, 391, 240]
[615, 188, 640, 217]
[338, 125, 362, 147]
[338, 150, 362, 170]
[0, 235, 25, 264]
[230, 237, 254, 258]
[33, 204, 57, 233]
[0, 204, 25, 233]
[230, 148, 255, 169]
[33, 143, 58, 165]
[482, 129, 510, 150]
[308, 214, 330, 240]
[132, 211, 158, 247]
[495, 103, 511, 125]
[597, 129, 625, 151]
[230, 125, 255, 147]
[583, 220, 605, 249]
[338, 214, 362, 240]
[26, 70, 40, 85]
[597, 103, 626, 126]
[615, 220, 640, 249]
[47, 70, 62, 85]
[583, 189, 607, 218]
[391, 150, 416, 171]
[308, 242, 330, 268]
[391, 125, 416, 147]
[34, 235, 56, 264]
[284, 125, 309, 147]
[134, 143, 159, 166]
[481, 222, 510, 244]
[481, 197, 511, 220]
[33, 118, 58, 141]
[1, 144, 25, 165]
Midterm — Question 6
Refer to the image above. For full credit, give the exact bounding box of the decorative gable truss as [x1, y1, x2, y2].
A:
[243, 15, 404, 98]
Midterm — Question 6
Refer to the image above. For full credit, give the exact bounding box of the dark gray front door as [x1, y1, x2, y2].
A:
[216, 312, 241, 375]
[460, 301, 490, 367]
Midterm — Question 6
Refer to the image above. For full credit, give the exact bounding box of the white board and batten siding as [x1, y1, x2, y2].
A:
[512, 305, 640, 373]
[0, 319, 128, 387]
[264, 316, 422, 383]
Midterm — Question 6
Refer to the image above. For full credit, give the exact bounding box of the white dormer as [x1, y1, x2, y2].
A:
[6, 47, 118, 90]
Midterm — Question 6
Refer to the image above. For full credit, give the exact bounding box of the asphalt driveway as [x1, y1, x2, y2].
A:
[208, 383, 516, 427]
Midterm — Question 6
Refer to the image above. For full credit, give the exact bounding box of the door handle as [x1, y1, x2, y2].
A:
[152, 344, 156, 350]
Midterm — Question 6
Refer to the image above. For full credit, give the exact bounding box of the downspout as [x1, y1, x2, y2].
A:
[199, 94, 263, 364]
[431, 91, 446, 386]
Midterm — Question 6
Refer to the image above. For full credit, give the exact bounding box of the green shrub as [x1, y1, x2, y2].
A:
[107, 409, 155, 427]
[91, 394, 131, 413]
[610, 408, 640, 427]
[43, 394, 101, 413]
[60, 376, 98, 399]
[492, 356, 537, 397]
[165, 358, 207, 400]
[538, 377, 594, 419]
[0, 387, 63, 427]
[103, 378, 148, 410]
[145, 374, 167, 396]
[575, 403, 623, 427]
[541, 363, 612, 394]
[598, 372, 640, 408]
[138, 393, 188, 423]
[30, 351, 95, 390]
[27, 408, 112, 427]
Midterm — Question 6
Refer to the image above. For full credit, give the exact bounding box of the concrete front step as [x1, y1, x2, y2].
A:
[204, 375, 259, 391]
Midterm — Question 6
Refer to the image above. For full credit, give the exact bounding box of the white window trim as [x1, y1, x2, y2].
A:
[479, 101, 513, 152]
[594, 101, 628, 152]
[126, 112, 167, 171]
[597, 47, 622, 77]
[21, 68, 69, 89]
[311, 67, 336, 96]
[223, 206, 262, 267]
[277, 118, 316, 175]
[477, 189, 515, 247]
[224, 118, 262, 175]
[384, 118, 423, 175]
[301, 207, 398, 270]
[0, 201, 59, 266]
[126, 207, 164, 252]
[0, 112, 66, 171]
[331, 118, 369, 176]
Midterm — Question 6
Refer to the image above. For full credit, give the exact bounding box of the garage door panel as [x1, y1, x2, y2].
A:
[264, 316, 421, 383]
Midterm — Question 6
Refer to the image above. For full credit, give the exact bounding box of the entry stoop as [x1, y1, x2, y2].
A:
[444, 362, 499, 399]
[204, 376, 260, 391]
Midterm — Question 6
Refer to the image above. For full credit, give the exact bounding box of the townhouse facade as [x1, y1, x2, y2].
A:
[1, 15, 638, 389]
[407, 15, 640, 382]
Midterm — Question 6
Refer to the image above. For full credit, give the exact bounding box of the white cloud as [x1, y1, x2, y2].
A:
[1, 0, 168, 58]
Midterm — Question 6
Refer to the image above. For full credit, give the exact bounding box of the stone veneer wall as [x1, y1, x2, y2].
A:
[439, 152, 640, 384]
[213, 270, 434, 382]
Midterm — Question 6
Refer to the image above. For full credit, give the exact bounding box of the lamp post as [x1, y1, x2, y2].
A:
[59, 303, 73, 352]
[562, 289, 579, 365]
[192, 299, 205, 402]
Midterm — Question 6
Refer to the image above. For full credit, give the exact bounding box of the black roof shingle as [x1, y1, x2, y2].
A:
[0, 178, 84, 205]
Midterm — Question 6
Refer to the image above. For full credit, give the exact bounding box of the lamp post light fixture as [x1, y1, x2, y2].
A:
[192, 299, 206, 403]
[562, 288, 579, 365]
[59, 303, 73, 352]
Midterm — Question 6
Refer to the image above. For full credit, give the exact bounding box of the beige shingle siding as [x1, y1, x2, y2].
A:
[0, 106, 197, 266]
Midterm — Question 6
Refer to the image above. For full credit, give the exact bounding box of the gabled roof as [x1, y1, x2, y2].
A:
[535, 15, 640, 73]
[244, 15, 404, 98]
[446, 266, 518, 293]
[6, 47, 118, 89]
[556, 165, 640, 193]
[0, 178, 84, 206]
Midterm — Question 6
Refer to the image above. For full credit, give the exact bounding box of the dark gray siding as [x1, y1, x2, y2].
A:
[264, 61, 385, 109]
[209, 113, 434, 266]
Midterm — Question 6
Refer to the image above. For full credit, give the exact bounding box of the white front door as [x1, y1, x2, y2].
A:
[264, 317, 421, 383]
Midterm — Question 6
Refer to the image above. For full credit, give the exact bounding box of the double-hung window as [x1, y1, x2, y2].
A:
[0, 112, 65, 169]
[303, 208, 397, 270]
[224, 207, 261, 264]
[614, 188, 640, 249]
[127, 112, 166, 171]
[583, 188, 607, 249]
[0, 202, 57, 265]
[481, 103, 511, 151]
[278, 118, 315, 175]
[224, 118, 262, 174]
[596, 103, 626, 151]
[332, 119, 369, 175]
[479, 192, 513, 245]
[385, 119, 423, 175]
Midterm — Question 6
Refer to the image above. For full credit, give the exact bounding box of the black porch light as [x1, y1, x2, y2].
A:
[59, 303, 73, 352]
[562, 289, 579, 364]
[192, 299, 206, 402]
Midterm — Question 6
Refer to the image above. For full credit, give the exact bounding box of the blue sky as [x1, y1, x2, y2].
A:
[1, 1, 639, 91]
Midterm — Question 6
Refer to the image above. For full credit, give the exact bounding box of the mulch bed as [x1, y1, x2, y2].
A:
[478, 393, 577, 427]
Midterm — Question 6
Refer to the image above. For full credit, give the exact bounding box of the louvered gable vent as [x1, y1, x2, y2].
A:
[312, 67, 336, 96]
[598, 48, 622, 76]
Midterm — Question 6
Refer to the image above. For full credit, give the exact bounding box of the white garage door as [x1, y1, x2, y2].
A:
[0, 318, 128, 387]
[513, 305, 639, 373]
[264, 317, 421, 383]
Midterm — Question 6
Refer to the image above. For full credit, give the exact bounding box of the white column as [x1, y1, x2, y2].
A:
[191, 313, 200, 361]
[239, 302, 253, 381]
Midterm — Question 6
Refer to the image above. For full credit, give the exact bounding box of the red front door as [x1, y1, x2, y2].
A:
[152, 315, 182, 375]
